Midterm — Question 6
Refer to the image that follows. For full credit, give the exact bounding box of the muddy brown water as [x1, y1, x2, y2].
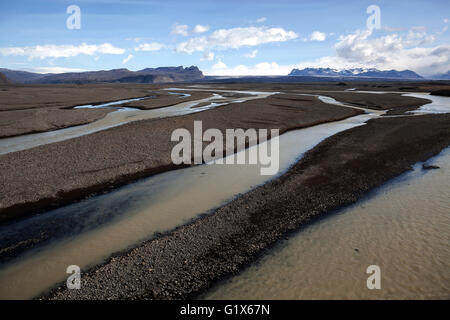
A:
[205, 148, 450, 300]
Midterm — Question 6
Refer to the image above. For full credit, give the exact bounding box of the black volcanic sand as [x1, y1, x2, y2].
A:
[0, 84, 151, 137]
[300, 91, 431, 115]
[430, 89, 450, 97]
[209, 83, 434, 114]
[0, 94, 361, 224]
[123, 91, 212, 110]
[0, 84, 214, 137]
[0, 107, 113, 138]
[0, 84, 155, 112]
[1, 82, 446, 137]
[195, 81, 450, 93]
[44, 113, 450, 300]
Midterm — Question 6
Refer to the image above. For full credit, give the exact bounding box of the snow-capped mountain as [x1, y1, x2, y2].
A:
[288, 67, 423, 79]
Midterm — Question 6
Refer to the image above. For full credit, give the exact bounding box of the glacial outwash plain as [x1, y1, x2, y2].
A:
[0, 79, 449, 300]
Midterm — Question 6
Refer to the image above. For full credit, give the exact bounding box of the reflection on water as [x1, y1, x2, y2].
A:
[205, 148, 450, 300]
[73, 96, 150, 110]
[315, 95, 384, 115]
[167, 92, 192, 98]
[405, 93, 450, 114]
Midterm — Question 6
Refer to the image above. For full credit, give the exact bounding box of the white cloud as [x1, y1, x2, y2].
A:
[202, 51, 215, 61]
[29, 67, 89, 74]
[302, 28, 450, 76]
[245, 49, 258, 58]
[0, 43, 125, 59]
[193, 24, 209, 34]
[444, 18, 448, 23]
[171, 24, 189, 36]
[122, 54, 133, 64]
[207, 27, 450, 77]
[134, 42, 165, 51]
[256, 17, 266, 23]
[406, 27, 435, 45]
[310, 31, 326, 41]
[407, 28, 426, 40]
[334, 29, 403, 63]
[208, 61, 294, 76]
[212, 60, 227, 70]
[176, 26, 297, 54]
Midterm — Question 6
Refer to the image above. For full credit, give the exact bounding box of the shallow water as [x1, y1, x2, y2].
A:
[73, 92, 191, 110]
[167, 92, 192, 98]
[300, 91, 450, 116]
[73, 96, 150, 110]
[1, 90, 447, 156]
[315, 95, 384, 115]
[0, 113, 372, 299]
[404, 93, 450, 114]
[205, 148, 450, 300]
[0, 90, 273, 155]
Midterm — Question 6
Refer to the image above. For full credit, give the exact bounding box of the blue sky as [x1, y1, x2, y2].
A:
[0, 0, 449, 76]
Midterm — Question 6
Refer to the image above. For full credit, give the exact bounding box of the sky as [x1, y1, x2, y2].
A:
[0, 0, 449, 77]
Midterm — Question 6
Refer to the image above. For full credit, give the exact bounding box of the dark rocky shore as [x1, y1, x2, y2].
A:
[430, 89, 450, 97]
[45, 113, 450, 300]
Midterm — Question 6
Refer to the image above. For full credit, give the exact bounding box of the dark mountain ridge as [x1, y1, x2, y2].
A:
[0, 66, 204, 84]
[430, 71, 450, 80]
[0, 72, 11, 84]
[288, 67, 423, 79]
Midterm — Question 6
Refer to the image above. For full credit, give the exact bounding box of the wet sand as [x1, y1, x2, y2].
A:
[45, 113, 450, 299]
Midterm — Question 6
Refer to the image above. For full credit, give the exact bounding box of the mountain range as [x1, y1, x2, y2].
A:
[429, 71, 450, 80]
[0, 72, 11, 84]
[0, 66, 204, 84]
[2, 66, 449, 84]
[288, 67, 423, 79]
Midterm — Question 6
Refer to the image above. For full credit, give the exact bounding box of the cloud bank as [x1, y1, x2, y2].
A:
[0, 43, 125, 59]
[206, 28, 450, 77]
[176, 26, 297, 54]
[134, 42, 165, 51]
